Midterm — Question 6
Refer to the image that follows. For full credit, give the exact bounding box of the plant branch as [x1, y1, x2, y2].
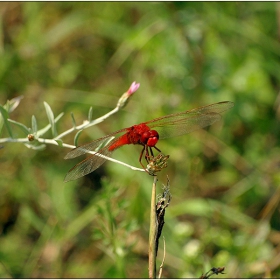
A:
[0, 82, 145, 173]
[0, 136, 145, 172]
[54, 106, 120, 140]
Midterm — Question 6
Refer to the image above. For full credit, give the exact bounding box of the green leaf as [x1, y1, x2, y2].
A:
[71, 112, 76, 127]
[74, 130, 83, 146]
[24, 143, 46, 150]
[0, 105, 13, 138]
[8, 119, 30, 135]
[88, 106, 93, 122]
[55, 139, 63, 147]
[31, 115, 38, 134]
[36, 124, 51, 137]
[44, 102, 57, 137]
[37, 112, 64, 137]
[5, 96, 24, 113]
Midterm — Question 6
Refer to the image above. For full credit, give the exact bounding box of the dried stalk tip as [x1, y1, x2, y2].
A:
[200, 266, 225, 279]
[155, 176, 171, 257]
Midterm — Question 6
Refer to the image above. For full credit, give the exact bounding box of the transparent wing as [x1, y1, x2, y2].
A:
[145, 101, 234, 139]
[64, 135, 125, 182]
[64, 128, 129, 159]
[64, 128, 130, 182]
[64, 149, 112, 182]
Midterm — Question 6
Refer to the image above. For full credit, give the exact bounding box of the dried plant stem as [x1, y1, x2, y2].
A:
[148, 176, 158, 278]
[158, 236, 166, 279]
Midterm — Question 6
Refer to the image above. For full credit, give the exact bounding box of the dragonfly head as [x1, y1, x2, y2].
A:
[141, 130, 159, 147]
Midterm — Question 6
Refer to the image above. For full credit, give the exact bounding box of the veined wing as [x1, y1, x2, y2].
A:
[145, 101, 234, 139]
[64, 127, 129, 159]
[64, 148, 113, 182]
[64, 128, 130, 182]
[64, 134, 128, 182]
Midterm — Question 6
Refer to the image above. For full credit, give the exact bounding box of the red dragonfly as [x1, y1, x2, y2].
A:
[64, 101, 234, 182]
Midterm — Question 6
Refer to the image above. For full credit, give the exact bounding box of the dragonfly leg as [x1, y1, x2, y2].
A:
[149, 146, 154, 157]
[145, 146, 162, 163]
[139, 145, 147, 170]
[149, 146, 161, 158]
[139, 145, 153, 174]
[144, 145, 150, 163]
[153, 146, 161, 153]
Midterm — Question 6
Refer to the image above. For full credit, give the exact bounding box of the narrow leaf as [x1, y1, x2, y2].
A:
[56, 112, 65, 121]
[5, 96, 24, 113]
[0, 105, 13, 138]
[8, 119, 30, 135]
[88, 106, 93, 122]
[37, 124, 51, 137]
[55, 139, 63, 147]
[37, 112, 64, 137]
[32, 115, 38, 134]
[24, 143, 46, 150]
[74, 130, 83, 147]
[0, 112, 3, 135]
[44, 102, 57, 137]
[71, 112, 76, 127]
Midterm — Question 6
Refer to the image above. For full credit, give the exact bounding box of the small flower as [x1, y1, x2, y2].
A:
[127, 81, 140, 95]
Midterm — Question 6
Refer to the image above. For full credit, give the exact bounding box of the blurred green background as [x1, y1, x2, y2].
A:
[1, 2, 280, 278]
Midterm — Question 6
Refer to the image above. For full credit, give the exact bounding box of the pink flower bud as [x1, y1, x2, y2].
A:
[117, 81, 140, 109]
[127, 81, 140, 95]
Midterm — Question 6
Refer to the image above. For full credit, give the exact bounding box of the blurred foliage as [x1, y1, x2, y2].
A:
[0, 2, 280, 278]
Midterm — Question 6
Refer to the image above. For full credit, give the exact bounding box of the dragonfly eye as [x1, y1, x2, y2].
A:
[147, 136, 158, 147]
[141, 130, 159, 147]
